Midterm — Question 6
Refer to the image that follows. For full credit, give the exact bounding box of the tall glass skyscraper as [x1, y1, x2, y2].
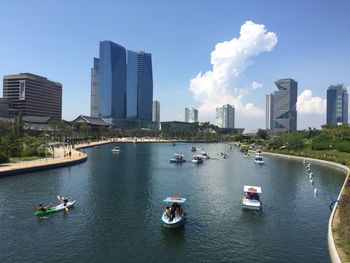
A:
[327, 84, 348, 125]
[265, 94, 273, 130]
[152, 100, 160, 130]
[185, 107, 198, 123]
[271, 78, 298, 133]
[215, 104, 235, 128]
[91, 41, 153, 125]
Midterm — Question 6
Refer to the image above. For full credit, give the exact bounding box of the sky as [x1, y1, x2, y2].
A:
[0, 0, 349, 132]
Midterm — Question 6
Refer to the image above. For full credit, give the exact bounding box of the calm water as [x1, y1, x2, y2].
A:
[0, 143, 346, 262]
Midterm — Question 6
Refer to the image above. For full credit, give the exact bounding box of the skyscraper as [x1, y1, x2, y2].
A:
[327, 84, 348, 125]
[127, 51, 153, 121]
[265, 94, 273, 130]
[271, 78, 298, 133]
[215, 104, 235, 128]
[3, 73, 62, 119]
[90, 57, 99, 117]
[99, 41, 127, 121]
[185, 107, 198, 123]
[152, 100, 160, 129]
[91, 41, 153, 126]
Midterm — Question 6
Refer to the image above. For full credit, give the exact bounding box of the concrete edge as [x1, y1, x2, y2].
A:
[264, 151, 349, 263]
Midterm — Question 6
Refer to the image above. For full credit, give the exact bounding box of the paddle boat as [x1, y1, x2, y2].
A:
[254, 155, 264, 164]
[191, 146, 196, 152]
[200, 152, 210, 159]
[170, 153, 186, 163]
[161, 197, 186, 228]
[242, 153, 250, 158]
[192, 155, 203, 164]
[242, 185, 262, 210]
[111, 146, 120, 153]
[35, 200, 76, 216]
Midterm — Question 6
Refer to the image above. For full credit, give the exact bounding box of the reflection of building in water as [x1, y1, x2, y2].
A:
[3, 73, 62, 119]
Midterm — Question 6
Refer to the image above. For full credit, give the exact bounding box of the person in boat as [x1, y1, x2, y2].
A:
[61, 197, 68, 206]
[36, 203, 47, 211]
[164, 206, 171, 218]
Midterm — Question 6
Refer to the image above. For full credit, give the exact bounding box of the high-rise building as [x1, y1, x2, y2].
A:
[327, 84, 348, 125]
[185, 107, 198, 123]
[152, 100, 160, 129]
[265, 94, 273, 130]
[127, 51, 153, 121]
[91, 41, 153, 126]
[3, 73, 62, 119]
[215, 104, 235, 128]
[90, 57, 99, 117]
[270, 78, 298, 133]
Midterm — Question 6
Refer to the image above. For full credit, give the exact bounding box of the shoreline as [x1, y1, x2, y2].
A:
[264, 151, 349, 263]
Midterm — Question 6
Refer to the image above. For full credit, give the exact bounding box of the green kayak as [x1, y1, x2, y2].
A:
[34, 200, 76, 216]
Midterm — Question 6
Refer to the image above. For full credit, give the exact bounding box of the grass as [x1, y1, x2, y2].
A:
[9, 156, 43, 163]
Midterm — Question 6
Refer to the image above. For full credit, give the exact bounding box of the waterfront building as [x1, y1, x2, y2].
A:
[265, 94, 273, 130]
[90, 57, 99, 117]
[91, 41, 153, 127]
[215, 104, 235, 128]
[270, 78, 298, 133]
[326, 84, 348, 125]
[185, 107, 198, 123]
[152, 100, 160, 129]
[3, 73, 62, 119]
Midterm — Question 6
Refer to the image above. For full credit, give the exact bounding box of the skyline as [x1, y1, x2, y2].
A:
[1, 1, 350, 131]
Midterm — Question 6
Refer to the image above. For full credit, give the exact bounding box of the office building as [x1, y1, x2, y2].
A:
[3, 73, 62, 119]
[152, 100, 160, 129]
[265, 94, 273, 130]
[90, 57, 99, 117]
[327, 84, 348, 125]
[216, 104, 235, 128]
[91, 40, 153, 126]
[270, 78, 298, 133]
[185, 107, 198, 123]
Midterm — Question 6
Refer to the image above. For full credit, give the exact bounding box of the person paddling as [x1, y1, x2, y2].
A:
[36, 203, 48, 211]
[61, 197, 68, 206]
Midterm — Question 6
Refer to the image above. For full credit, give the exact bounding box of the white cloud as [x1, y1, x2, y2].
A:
[189, 21, 277, 120]
[251, 81, 263, 90]
[297, 89, 326, 114]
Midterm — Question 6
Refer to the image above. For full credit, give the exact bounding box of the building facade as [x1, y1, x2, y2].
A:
[215, 104, 235, 128]
[91, 41, 153, 127]
[3, 73, 62, 119]
[270, 78, 298, 133]
[326, 84, 348, 125]
[90, 57, 100, 117]
[185, 107, 198, 123]
[265, 94, 273, 130]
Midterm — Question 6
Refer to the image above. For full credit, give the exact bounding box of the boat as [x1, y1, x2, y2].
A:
[111, 146, 120, 152]
[161, 197, 186, 228]
[191, 146, 196, 152]
[171, 142, 176, 146]
[254, 155, 264, 164]
[242, 153, 250, 158]
[242, 186, 262, 210]
[170, 154, 186, 163]
[35, 200, 76, 216]
[192, 155, 203, 164]
[200, 152, 210, 159]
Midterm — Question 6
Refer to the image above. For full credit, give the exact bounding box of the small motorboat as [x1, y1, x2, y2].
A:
[242, 186, 262, 210]
[254, 155, 264, 164]
[111, 146, 120, 153]
[35, 200, 76, 216]
[170, 154, 186, 163]
[191, 146, 196, 152]
[161, 197, 186, 228]
[192, 155, 203, 164]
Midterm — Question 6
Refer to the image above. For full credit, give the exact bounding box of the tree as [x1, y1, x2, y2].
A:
[257, 129, 268, 140]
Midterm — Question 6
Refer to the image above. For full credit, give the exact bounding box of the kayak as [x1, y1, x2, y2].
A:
[35, 200, 76, 216]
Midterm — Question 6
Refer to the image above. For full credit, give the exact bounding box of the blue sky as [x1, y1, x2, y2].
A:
[1, 0, 349, 131]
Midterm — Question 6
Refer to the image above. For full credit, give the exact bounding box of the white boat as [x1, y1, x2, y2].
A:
[242, 185, 262, 210]
[161, 197, 186, 228]
[111, 146, 120, 152]
[242, 153, 250, 158]
[254, 155, 264, 164]
[170, 154, 186, 163]
[200, 152, 210, 159]
[192, 155, 203, 164]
